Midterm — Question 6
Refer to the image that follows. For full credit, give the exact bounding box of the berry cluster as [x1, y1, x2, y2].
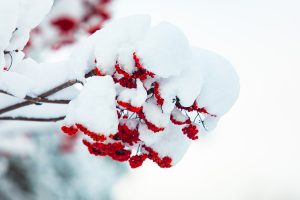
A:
[61, 52, 216, 168]
[182, 124, 199, 140]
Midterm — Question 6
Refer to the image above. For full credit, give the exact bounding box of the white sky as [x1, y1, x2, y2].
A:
[111, 0, 300, 200]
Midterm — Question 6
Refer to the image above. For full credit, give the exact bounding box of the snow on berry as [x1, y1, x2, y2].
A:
[139, 123, 192, 167]
[153, 82, 164, 105]
[193, 48, 240, 116]
[138, 100, 169, 133]
[170, 108, 191, 125]
[94, 15, 151, 75]
[117, 79, 147, 111]
[136, 22, 192, 78]
[63, 76, 119, 138]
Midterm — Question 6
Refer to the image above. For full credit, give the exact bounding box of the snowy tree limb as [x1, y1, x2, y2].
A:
[0, 68, 98, 122]
[0, 80, 79, 115]
[0, 90, 70, 104]
[0, 69, 97, 117]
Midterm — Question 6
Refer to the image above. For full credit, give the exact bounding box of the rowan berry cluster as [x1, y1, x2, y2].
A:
[61, 52, 216, 168]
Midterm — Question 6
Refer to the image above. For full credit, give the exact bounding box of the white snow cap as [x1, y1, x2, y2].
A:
[17, 0, 54, 30]
[139, 123, 191, 165]
[193, 48, 240, 116]
[0, 1, 19, 50]
[64, 76, 118, 135]
[117, 79, 147, 108]
[137, 22, 192, 78]
[0, 71, 34, 98]
[92, 15, 192, 77]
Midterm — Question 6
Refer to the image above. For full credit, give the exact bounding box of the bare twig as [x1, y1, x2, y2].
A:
[0, 116, 65, 122]
[0, 80, 80, 115]
[0, 90, 70, 104]
[0, 69, 96, 119]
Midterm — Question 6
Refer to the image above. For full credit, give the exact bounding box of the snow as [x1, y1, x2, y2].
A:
[4, 50, 25, 71]
[117, 79, 147, 107]
[193, 48, 240, 116]
[0, 71, 34, 98]
[137, 22, 192, 78]
[142, 100, 170, 129]
[5, 29, 30, 51]
[0, 133, 36, 156]
[94, 15, 151, 74]
[0, 0, 53, 51]
[46, 0, 83, 20]
[26, 0, 113, 60]
[171, 108, 189, 122]
[157, 47, 239, 126]
[0, 0, 53, 68]
[3, 103, 67, 119]
[0, 1, 19, 51]
[92, 15, 192, 78]
[139, 123, 191, 165]
[17, 0, 54, 29]
[70, 35, 99, 77]
[0, 123, 125, 200]
[64, 76, 119, 135]
[0, 52, 5, 69]
[117, 47, 136, 73]
[9, 58, 78, 97]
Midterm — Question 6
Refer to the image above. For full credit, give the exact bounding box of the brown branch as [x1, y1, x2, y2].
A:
[85, 69, 97, 78]
[25, 97, 71, 104]
[0, 69, 96, 118]
[0, 116, 65, 122]
[0, 80, 80, 115]
[0, 90, 70, 104]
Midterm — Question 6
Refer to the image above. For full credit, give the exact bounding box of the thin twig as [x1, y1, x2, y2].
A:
[197, 113, 208, 131]
[26, 97, 70, 104]
[0, 116, 65, 122]
[0, 80, 80, 115]
[0, 69, 96, 119]
[0, 90, 70, 104]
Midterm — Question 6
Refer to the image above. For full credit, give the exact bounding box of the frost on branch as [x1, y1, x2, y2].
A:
[60, 15, 240, 168]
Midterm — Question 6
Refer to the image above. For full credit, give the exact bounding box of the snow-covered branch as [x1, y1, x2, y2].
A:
[0, 79, 80, 115]
[0, 0, 239, 169]
[0, 90, 70, 104]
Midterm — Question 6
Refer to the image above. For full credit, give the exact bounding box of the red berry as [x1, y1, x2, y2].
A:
[61, 125, 78, 136]
[129, 154, 147, 168]
[182, 124, 199, 140]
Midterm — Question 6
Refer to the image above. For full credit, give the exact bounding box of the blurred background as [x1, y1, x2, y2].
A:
[1, 0, 300, 200]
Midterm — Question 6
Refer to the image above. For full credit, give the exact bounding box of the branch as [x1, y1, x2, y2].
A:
[0, 69, 96, 117]
[0, 90, 70, 104]
[0, 80, 80, 115]
[0, 116, 65, 122]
